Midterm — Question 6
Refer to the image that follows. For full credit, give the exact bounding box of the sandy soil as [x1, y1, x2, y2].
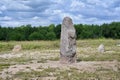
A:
[1, 60, 119, 79]
[0, 50, 119, 79]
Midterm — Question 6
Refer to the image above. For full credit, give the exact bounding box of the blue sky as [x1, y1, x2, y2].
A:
[0, 0, 120, 27]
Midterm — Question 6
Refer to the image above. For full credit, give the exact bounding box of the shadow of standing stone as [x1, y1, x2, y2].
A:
[60, 17, 77, 64]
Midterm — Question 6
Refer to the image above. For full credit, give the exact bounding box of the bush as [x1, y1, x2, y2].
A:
[46, 32, 56, 40]
[29, 32, 44, 40]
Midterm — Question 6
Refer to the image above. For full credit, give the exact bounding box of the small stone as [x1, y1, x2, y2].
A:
[98, 44, 105, 53]
[12, 45, 22, 52]
[60, 17, 76, 64]
[116, 44, 120, 47]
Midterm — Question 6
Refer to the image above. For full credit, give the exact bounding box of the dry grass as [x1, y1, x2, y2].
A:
[0, 40, 59, 52]
[0, 39, 120, 80]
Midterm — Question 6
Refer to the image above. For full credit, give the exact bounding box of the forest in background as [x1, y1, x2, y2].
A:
[0, 22, 120, 41]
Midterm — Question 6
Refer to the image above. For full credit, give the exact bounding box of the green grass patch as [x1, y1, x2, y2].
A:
[0, 63, 11, 71]
[13, 67, 58, 80]
[0, 40, 60, 52]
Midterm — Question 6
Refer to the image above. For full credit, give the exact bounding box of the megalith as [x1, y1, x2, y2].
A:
[60, 17, 76, 64]
[98, 44, 105, 53]
[12, 45, 22, 52]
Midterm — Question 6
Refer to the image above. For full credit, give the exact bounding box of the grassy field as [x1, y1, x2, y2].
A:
[0, 40, 59, 52]
[0, 39, 120, 80]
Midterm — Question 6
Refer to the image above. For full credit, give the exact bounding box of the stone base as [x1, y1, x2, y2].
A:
[60, 56, 76, 64]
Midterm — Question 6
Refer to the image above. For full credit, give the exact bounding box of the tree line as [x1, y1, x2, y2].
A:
[0, 22, 120, 41]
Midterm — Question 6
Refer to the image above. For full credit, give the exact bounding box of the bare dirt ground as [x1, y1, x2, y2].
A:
[1, 61, 119, 77]
[0, 49, 120, 80]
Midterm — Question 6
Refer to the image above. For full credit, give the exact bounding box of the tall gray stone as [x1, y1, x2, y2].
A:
[60, 17, 76, 64]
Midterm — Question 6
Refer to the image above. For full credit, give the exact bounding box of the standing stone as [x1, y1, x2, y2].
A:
[60, 17, 76, 64]
[98, 44, 105, 53]
[12, 45, 22, 52]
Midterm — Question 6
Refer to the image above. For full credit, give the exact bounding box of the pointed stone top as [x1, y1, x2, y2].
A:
[63, 17, 72, 23]
[62, 16, 73, 29]
[63, 16, 72, 20]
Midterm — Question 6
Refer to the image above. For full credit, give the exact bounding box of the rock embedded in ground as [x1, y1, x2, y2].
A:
[98, 44, 105, 53]
[12, 45, 22, 52]
[116, 44, 120, 46]
[60, 17, 76, 64]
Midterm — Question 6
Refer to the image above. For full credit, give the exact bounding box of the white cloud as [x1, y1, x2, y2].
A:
[0, 16, 12, 21]
[53, 0, 64, 4]
[8, 2, 31, 11]
[32, 16, 40, 20]
[0, 0, 120, 26]
[87, 0, 101, 4]
[87, 0, 107, 7]
[0, 5, 7, 11]
[0, 0, 31, 11]
[1, 21, 20, 27]
[0, 11, 2, 14]
[71, 0, 85, 8]
[53, 10, 62, 15]
[9, 3, 31, 11]
[115, 7, 120, 11]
